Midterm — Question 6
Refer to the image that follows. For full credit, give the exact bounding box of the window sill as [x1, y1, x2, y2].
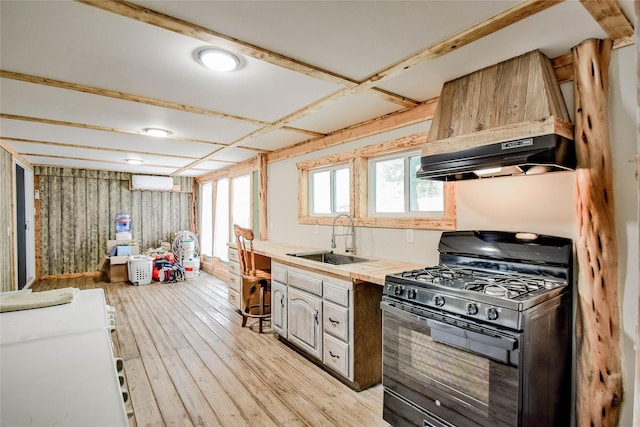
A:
[298, 215, 455, 230]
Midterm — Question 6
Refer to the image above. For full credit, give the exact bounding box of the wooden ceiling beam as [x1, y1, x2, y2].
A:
[75, 0, 418, 108]
[0, 113, 224, 147]
[0, 137, 209, 161]
[0, 70, 322, 138]
[360, 0, 565, 88]
[17, 151, 184, 170]
[579, 0, 634, 43]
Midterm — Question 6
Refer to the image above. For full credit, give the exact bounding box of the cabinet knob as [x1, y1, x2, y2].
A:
[329, 351, 340, 359]
[328, 317, 340, 326]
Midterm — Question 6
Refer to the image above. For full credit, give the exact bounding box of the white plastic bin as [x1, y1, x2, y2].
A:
[127, 256, 153, 285]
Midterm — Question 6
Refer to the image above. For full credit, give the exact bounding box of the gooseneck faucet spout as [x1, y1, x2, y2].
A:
[331, 213, 355, 254]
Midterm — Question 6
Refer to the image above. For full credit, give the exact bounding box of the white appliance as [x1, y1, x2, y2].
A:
[0, 289, 129, 426]
[130, 174, 174, 191]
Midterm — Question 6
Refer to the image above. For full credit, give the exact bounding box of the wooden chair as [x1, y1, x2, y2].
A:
[233, 224, 271, 333]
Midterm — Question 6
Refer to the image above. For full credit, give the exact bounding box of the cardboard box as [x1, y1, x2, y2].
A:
[104, 240, 139, 283]
[116, 232, 132, 240]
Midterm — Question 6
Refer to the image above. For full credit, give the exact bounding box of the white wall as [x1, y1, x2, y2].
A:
[608, 44, 638, 427]
[267, 44, 638, 425]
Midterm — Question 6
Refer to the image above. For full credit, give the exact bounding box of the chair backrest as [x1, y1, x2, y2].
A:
[233, 224, 256, 277]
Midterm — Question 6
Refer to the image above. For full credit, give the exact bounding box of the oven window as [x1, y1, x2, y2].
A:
[399, 327, 490, 407]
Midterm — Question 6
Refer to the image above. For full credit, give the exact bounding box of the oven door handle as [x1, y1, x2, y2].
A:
[426, 319, 517, 351]
[381, 301, 518, 353]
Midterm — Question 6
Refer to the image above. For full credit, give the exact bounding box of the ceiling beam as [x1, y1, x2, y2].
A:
[579, 0, 634, 43]
[0, 136, 211, 161]
[0, 70, 322, 137]
[18, 152, 185, 170]
[0, 113, 226, 146]
[75, 0, 418, 108]
[267, 98, 439, 164]
[360, 0, 565, 88]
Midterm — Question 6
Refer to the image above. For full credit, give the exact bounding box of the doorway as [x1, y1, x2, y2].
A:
[14, 161, 35, 289]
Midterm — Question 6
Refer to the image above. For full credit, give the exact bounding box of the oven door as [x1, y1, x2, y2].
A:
[381, 299, 521, 427]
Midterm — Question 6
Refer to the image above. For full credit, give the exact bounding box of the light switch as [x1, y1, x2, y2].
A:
[406, 228, 414, 243]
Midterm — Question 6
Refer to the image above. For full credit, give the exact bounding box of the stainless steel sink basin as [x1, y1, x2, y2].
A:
[286, 250, 370, 265]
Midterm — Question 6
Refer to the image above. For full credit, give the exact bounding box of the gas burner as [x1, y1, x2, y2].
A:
[484, 285, 509, 297]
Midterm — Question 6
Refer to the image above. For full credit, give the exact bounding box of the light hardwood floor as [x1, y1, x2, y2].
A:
[32, 272, 390, 427]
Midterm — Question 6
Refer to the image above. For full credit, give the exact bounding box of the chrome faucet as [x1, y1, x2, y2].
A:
[331, 213, 355, 254]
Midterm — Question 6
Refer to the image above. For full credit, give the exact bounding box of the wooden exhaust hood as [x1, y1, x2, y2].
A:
[418, 49, 575, 181]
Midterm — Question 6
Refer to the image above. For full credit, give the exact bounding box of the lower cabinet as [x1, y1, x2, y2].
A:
[271, 261, 382, 391]
[271, 280, 287, 338]
[287, 287, 322, 360]
[227, 248, 241, 310]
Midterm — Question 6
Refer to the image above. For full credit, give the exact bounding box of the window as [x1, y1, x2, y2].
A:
[310, 165, 350, 215]
[213, 178, 229, 261]
[200, 182, 213, 257]
[232, 174, 251, 229]
[370, 151, 444, 216]
[296, 131, 455, 230]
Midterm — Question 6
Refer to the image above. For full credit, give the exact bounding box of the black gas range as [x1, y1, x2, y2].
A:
[381, 231, 573, 427]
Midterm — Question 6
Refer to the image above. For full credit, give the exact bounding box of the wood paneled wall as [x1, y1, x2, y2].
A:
[0, 147, 14, 291]
[35, 167, 193, 277]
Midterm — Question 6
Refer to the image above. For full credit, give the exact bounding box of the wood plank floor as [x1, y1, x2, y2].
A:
[32, 272, 390, 427]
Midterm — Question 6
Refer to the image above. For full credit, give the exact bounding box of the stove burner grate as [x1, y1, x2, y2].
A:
[399, 265, 564, 300]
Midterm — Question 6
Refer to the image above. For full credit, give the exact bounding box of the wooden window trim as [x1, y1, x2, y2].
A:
[297, 131, 456, 230]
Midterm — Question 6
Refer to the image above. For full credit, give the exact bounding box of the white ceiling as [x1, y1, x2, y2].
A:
[0, 0, 633, 177]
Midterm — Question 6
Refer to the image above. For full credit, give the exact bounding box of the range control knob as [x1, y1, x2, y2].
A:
[394, 286, 404, 296]
[486, 307, 499, 321]
[466, 303, 479, 316]
[433, 295, 445, 307]
[407, 288, 417, 300]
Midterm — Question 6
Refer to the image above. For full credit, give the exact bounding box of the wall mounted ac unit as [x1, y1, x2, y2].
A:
[130, 175, 174, 191]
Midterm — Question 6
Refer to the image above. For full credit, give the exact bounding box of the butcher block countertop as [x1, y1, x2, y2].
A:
[231, 240, 423, 286]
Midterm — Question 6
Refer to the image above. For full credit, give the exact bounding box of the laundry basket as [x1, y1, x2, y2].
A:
[128, 255, 153, 285]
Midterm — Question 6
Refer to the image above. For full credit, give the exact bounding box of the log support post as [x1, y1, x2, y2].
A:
[573, 38, 622, 427]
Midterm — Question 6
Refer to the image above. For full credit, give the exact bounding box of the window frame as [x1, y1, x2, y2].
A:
[297, 132, 456, 230]
[309, 163, 351, 216]
[368, 149, 445, 218]
[199, 181, 214, 258]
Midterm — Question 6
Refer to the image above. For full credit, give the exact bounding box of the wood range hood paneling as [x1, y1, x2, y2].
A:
[420, 49, 575, 180]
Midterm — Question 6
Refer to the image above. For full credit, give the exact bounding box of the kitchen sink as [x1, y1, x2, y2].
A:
[286, 250, 370, 265]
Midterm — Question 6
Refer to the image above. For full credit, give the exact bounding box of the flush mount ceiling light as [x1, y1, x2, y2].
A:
[126, 159, 144, 165]
[195, 47, 241, 72]
[143, 128, 172, 137]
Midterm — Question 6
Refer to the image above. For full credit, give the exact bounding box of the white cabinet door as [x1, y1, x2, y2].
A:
[288, 287, 322, 359]
[271, 280, 287, 338]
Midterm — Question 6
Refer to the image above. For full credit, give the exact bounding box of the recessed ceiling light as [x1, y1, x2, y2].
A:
[195, 47, 241, 72]
[126, 159, 144, 165]
[143, 128, 172, 137]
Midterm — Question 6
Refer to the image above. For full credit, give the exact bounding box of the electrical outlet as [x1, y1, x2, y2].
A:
[34, 190, 40, 199]
[314, 224, 320, 234]
[406, 228, 414, 243]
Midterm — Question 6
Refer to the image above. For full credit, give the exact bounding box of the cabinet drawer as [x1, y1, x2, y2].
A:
[323, 334, 349, 378]
[228, 247, 239, 263]
[323, 282, 349, 307]
[228, 260, 241, 276]
[228, 289, 241, 310]
[288, 270, 322, 296]
[228, 273, 241, 293]
[271, 263, 287, 284]
[323, 301, 349, 341]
